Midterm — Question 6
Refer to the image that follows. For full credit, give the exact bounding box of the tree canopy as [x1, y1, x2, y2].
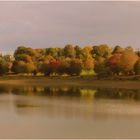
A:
[0, 44, 139, 77]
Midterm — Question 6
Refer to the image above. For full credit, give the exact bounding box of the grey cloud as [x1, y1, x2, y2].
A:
[0, 1, 140, 53]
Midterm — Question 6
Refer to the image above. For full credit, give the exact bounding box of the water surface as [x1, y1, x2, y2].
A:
[0, 85, 140, 138]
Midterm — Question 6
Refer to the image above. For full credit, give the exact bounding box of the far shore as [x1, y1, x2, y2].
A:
[0, 75, 139, 89]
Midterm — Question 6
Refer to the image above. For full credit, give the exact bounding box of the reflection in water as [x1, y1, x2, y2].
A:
[3, 85, 140, 101]
[0, 86, 140, 118]
[0, 85, 140, 138]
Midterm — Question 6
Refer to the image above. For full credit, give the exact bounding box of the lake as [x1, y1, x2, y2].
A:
[0, 85, 140, 138]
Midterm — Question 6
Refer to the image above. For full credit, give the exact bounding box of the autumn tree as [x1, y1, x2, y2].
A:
[134, 59, 140, 75]
[119, 49, 138, 75]
[83, 56, 94, 72]
[39, 60, 63, 76]
[13, 46, 38, 75]
[7, 44, 140, 77]
[56, 60, 69, 75]
[135, 48, 140, 57]
[66, 59, 83, 76]
[81, 46, 92, 58]
[125, 46, 134, 52]
[108, 53, 122, 75]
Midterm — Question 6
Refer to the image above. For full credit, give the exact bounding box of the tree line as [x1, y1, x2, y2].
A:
[1, 44, 140, 77]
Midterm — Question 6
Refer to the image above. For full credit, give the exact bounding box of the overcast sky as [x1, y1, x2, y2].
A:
[0, 1, 140, 53]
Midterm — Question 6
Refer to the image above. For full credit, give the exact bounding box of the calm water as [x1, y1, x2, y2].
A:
[0, 85, 140, 138]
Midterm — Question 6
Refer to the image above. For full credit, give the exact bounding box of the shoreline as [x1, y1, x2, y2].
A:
[0, 76, 139, 89]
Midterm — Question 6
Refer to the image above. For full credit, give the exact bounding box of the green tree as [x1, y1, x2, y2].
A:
[92, 44, 112, 59]
[12, 61, 36, 74]
[0, 58, 9, 75]
[94, 62, 111, 79]
[74, 45, 82, 58]
[14, 46, 36, 57]
[46, 48, 60, 58]
[39, 61, 52, 76]
[34, 48, 46, 62]
[15, 54, 32, 63]
[112, 45, 124, 54]
[3, 54, 14, 72]
[66, 59, 83, 76]
[63, 44, 76, 58]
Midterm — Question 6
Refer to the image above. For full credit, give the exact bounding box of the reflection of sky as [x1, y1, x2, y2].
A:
[0, 93, 140, 138]
[0, 91, 140, 119]
[0, 1, 140, 53]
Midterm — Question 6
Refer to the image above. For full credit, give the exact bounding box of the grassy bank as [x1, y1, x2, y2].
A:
[0, 75, 140, 89]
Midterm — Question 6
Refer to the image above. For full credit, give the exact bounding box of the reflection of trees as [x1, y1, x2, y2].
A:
[0, 85, 140, 120]
[1, 85, 140, 101]
[0, 86, 10, 94]
[11, 86, 44, 95]
[94, 89, 140, 100]
[12, 93, 140, 120]
[11, 86, 82, 97]
[43, 87, 82, 97]
[80, 89, 97, 101]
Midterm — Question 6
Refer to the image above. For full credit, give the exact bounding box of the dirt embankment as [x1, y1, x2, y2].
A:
[0, 75, 139, 89]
